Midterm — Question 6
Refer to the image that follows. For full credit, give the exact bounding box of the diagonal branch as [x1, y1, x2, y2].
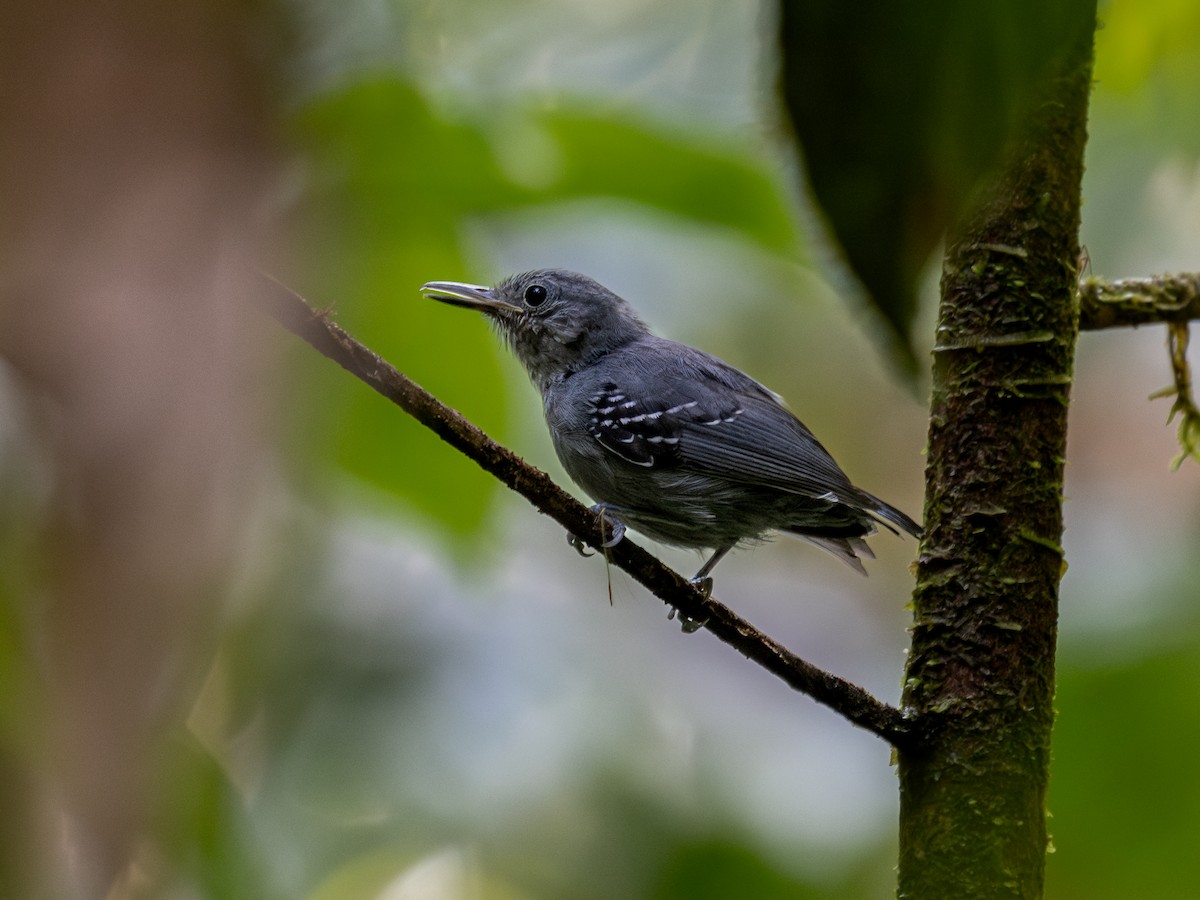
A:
[1079, 273, 1200, 329]
[258, 275, 913, 749]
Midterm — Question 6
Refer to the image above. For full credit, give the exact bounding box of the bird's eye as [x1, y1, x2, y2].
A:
[524, 284, 548, 307]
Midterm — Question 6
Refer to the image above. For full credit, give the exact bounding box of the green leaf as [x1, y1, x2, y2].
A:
[533, 110, 799, 255]
[778, 0, 1096, 372]
[292, 81, 518, 536]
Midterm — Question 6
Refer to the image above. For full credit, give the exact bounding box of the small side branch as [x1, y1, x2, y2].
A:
[1079, 274, 1200, 466]
[258, 276, 913, 748]
[1079, 273, 1200, 329]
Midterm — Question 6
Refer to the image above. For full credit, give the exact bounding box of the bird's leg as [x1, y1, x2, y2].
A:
[566, 503, 627, 557]
[667, 546, 732, 633]
[688, 546, 731, 598]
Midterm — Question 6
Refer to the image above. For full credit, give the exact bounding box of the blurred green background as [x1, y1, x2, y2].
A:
[1, 0, 1199, 897]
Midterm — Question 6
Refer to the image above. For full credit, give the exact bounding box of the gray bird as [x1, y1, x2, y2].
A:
[422, 269, 920, 593]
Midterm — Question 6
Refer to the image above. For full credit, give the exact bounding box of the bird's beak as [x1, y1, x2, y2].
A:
[421, 281, 522, 317]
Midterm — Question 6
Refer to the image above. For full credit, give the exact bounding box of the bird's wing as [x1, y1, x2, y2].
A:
[580, 379, 703, 468]
[580, 340, 857, 500]
[676, 388, 858, 500]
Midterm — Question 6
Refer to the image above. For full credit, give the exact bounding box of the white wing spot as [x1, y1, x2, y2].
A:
[609, 393, 626, 402]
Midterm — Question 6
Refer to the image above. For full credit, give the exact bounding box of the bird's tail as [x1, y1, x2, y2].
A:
[794, 533, 875, 576]
[857, 490, 923, 539]
[784, 491, 921, 574]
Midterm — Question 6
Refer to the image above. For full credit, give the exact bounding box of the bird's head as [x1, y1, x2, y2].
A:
[422, 268, 649, 391]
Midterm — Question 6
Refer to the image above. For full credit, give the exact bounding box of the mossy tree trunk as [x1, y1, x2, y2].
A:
[897, 13, 1096, 900]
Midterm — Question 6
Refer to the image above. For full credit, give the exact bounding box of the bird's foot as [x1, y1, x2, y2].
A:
[668, 603, 710, 634]
[590, 503, 626, 548]
[667, 576, 714, 633]
[566, 532, 593, 558]
[566, 504, 626, 556]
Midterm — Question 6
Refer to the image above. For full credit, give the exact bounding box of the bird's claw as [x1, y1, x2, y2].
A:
[589, 504, 626, 548]
[668, 603, 710, 634]
[566, 504, 625, 556]
[666, 576, 714, 633]
[601, 518, 625, 548]
[567, 532, 594, 557]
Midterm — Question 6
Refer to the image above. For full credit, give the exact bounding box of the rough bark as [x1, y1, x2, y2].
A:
[897, 16, 1096, 900]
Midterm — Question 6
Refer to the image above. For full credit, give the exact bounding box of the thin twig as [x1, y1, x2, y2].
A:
[1153, 321, 1200, 469]
[257, 275, 914, 748]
